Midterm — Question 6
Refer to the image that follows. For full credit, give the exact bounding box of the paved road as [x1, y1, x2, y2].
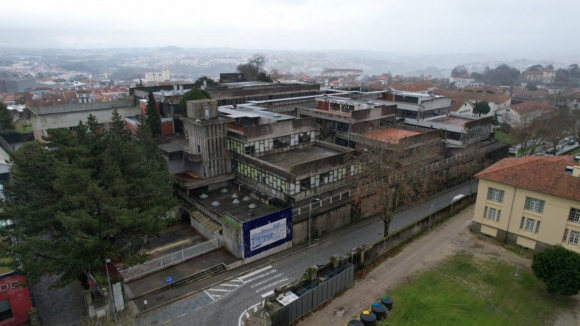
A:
[137, 182, 476, 326]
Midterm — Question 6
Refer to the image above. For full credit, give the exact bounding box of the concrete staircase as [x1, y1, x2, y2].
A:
[191, 210, 222, 234]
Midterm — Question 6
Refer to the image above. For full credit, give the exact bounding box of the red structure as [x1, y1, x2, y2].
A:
[0, 272, 33, 326]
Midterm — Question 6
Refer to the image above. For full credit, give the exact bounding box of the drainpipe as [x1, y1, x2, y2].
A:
[504, 186, 518, 244]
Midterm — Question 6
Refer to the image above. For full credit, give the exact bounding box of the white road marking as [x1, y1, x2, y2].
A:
[254, 278, 289, 293]
[177, 314, 186, 318]
[239, 266, 272, 280]
[250, 273, 284, 289]
[243, 270, 278, 284]
[238, 302, 263, 326]
[221, 283, 239, 287]
[261, 290, 274, 298]
[204, 290, 216, 302]
[212, 294, 222, 298]
[207, 288, 230, 292]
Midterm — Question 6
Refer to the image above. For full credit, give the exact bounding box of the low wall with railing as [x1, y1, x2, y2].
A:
[121, 238, 223, 282]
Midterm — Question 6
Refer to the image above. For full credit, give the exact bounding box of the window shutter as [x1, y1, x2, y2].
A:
[484, 206, 488, 218]
[497, 210, 501, 223]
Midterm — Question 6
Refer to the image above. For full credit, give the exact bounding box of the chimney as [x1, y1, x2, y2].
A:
[173, 85, 177, 91]
[573, 166, 580, 178]
[179, 85, 183, 91]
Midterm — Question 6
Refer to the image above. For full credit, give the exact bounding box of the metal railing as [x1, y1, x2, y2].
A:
[121, 238, 223, 282]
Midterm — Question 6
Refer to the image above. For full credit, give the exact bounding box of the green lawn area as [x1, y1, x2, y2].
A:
[380, 251, 574, 326]
[567, 147, 580, 156]
[0, 257, 13, 274]
[494, 131, 515, 143]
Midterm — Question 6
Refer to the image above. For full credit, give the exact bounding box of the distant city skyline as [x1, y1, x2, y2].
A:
[1, 0, 579, 57]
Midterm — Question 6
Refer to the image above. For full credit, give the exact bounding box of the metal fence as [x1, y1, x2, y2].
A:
[271, 263, 354, 326]
[121, 238, 223, 282]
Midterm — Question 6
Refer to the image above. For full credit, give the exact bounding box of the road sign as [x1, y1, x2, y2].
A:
[166, 277, 172, 284]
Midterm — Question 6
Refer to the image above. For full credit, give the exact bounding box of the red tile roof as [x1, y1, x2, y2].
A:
[509, 101, 555, 115]
[476, 156, 580, 201]
[433, 89, 511, 106]
[362, 128, 420, 144]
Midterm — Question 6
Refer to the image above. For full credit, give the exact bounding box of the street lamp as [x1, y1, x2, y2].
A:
[105, 259, 117, 322]
[308, 198, 320, 246]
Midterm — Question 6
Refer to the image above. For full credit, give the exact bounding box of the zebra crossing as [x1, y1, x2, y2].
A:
[137, 265, 289, 325]
[204, 265, 289, 302]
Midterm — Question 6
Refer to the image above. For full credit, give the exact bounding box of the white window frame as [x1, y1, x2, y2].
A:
[569, 208, 580, 224]
[488, 208, 497, 221]
[569, 230, 580, 245]
[524, 197, 545, 213]
[487, 188, 504, 203]
[525, 218, 535, 232]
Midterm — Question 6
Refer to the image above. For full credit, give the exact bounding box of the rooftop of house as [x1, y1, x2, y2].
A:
[433, 89, 511, 107]
[196, 188, 282, 223]
[259, 145, 344, 172]
[476, 156, 580, 201]
[362, 128, 421, 144]
[508, 101, 555, 115]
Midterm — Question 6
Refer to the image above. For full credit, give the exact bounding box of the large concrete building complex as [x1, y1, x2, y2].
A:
[0, 76, 36, 93]
[472, 156, 580, 254]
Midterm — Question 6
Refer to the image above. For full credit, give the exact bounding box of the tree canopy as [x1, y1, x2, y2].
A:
[0, 114, 176, 287]
[194, 76, 218, 88]
[532, 245, 580, 296]
[472, 64, 520, 86]
[146, 91, 161, 135]
[473, 101, 491, 117]
[236, 54, 276, 82]
[178, 88, 212, 114]
[451, 65, 468, 77]
[0, 101, 14, 133]
[525, 82, 538, 91]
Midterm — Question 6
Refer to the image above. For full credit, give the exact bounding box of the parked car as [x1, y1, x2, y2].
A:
[568, 138, 576, 145]
[546, 147, 556, 154]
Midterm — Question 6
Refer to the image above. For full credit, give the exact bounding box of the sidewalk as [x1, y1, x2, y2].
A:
[131, 180, 477, 313]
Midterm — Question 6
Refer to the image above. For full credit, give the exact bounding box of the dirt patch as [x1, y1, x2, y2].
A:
[298, 204, 579, 326]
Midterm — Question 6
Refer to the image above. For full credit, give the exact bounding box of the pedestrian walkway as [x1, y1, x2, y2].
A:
[132, 181, 477, 314]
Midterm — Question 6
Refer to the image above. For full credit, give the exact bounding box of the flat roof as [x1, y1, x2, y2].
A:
[259, 145, 342, 172]
[219, 105, 295, 121]
[427, 116, 471, 126]
[196, 189, 281, 223]
[362, 128, 420, 144]
[158, 135, 190, 154]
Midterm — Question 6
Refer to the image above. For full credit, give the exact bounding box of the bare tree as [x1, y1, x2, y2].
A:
[349, 141, 445, 235]
[505, 110, 550, 156]
[236, 54, 267, 81]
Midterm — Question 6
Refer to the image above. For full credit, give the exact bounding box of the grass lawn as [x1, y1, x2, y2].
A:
[379, 251, 574, 326]
[567, 147, 580, 156]
[494, 131, 515, 143]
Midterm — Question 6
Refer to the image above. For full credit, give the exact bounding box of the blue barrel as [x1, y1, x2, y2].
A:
[348, 320, 364, 326]
[371, 302, 388, 320]
[381, 295, 394, 311]
[359, 310, 376, 326]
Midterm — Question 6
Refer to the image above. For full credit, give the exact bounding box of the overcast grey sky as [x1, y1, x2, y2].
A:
[1, 0, 578, 56]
